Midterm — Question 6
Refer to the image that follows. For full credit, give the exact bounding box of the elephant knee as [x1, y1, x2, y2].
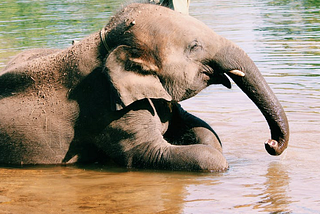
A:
[192, 127, 222, 153]
[196, 146, 228, 172]
[168, 145, 228, 172]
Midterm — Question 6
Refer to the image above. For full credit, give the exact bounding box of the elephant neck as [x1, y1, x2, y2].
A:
[57, 31, 109, 88]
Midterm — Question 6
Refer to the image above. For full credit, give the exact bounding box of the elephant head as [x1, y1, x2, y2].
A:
[101, 3, 289, 156]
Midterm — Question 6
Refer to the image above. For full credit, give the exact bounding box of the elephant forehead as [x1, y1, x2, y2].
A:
[129, 4, 212, 42]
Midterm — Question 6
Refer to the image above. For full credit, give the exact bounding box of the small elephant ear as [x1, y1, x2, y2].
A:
[105, 45, 172, 110]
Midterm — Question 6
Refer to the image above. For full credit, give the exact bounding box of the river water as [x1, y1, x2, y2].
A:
[0, 0, 319, 213]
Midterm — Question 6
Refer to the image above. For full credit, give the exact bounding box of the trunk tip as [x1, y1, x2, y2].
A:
[264, 139, 287, 156]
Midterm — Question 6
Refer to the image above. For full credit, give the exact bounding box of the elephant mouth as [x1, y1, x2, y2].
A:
[203, 61, 246, 90]
[203, 64, 232, 89]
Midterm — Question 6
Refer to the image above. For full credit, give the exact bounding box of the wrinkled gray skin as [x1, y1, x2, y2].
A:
[0, 3, 289, 171]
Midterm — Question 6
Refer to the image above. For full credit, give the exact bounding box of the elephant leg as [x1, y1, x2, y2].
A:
[165, 144, 228, 171]
[186, 127, 222, 153]
[112, 133, 228, 172]
[102, 99, 227, 171]
[163, 102, 222, 152]
[122, 137, 228, 171]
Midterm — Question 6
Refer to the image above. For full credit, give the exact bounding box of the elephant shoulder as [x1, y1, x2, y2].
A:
[5, 48, 60, 69]
[0, 71, 35, 98]
[0, 48, 61, 98]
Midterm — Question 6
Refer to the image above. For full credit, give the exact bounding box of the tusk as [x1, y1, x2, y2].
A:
[229, 69, 245, 77]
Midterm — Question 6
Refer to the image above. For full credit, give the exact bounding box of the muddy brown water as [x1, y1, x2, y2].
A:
[0, 0, 319, 213]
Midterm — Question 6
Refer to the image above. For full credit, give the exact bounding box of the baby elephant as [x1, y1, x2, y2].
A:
[0, 3, 289, 171]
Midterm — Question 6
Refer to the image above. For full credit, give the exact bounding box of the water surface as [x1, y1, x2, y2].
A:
[0, 0, 319, 213]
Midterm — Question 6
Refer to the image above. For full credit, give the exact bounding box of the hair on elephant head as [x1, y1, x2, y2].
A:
[0, 3, 289, 171]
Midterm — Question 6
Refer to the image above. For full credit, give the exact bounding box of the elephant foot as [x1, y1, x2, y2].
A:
[121, 142, 228, 172]
[125, 144, 228, 172]
[166, 144, 228, 172]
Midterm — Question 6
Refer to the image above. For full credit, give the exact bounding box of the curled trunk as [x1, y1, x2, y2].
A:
[216, 45, 289, 155]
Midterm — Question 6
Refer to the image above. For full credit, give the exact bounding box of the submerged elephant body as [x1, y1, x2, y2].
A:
[0, 3, 288, 171]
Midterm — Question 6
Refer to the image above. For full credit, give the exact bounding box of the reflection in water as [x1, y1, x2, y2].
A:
[232, 162, 292, 213]
[255, 162, 291, 213]
[0, 166, 224, 214]
[0, 166, 193, 213]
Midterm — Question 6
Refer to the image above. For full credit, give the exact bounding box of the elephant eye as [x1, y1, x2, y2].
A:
[189, 40, 203, 52]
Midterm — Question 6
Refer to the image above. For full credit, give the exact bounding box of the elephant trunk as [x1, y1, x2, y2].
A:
[215, 44, 289, 155]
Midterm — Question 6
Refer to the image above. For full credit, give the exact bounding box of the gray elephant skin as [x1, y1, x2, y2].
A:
[0, 3, 289, 171]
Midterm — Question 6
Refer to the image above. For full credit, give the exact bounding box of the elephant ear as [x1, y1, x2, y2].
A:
[105, 45, 172, 110]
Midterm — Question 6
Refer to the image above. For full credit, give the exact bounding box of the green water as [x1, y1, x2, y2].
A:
[0, 0, 320, 213]
[0, 0, 120, 66]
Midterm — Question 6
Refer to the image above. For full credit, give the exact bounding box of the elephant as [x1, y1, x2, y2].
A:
[0, 3, 289, 171]
[150, 0, 190, 14]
